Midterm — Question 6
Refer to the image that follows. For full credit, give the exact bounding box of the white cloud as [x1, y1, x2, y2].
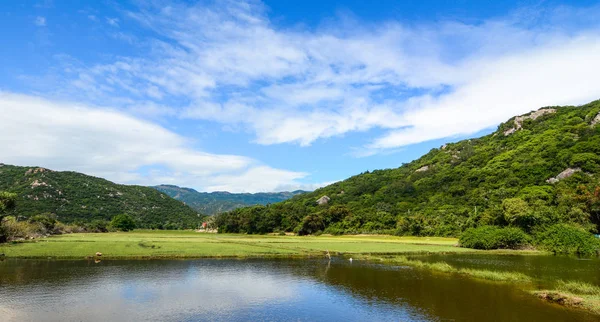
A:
[106, 17, 119, 27]
[34, 16, 46, 26]
[14, 1, 600, 165]
[46, 1, 600, 155]
[0, 92, 311, 192]
[368, 36, 600, 150]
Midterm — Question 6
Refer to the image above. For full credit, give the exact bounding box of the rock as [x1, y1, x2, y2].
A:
[546, 168, 581, 184]
[415, 165, 429, 173]
[30, 180, 49, 188]
[504, 108, 556, 136]
[0, 253, 5, 257]
[592, 113, 600, 126]
[316, 195, 330, 205]
[503, 127, 517, 136]
[95, 252, 103, 257]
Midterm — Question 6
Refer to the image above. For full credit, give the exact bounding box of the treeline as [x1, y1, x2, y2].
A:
[0, 191, 196, 243]
[215, 101, 600, 242]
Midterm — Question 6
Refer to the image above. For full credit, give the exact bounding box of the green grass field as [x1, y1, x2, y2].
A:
[0, 230, 473, 259]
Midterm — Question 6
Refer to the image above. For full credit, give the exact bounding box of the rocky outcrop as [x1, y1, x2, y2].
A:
[504, 108, 556, 136]
[316, 195, 330, 205]
[25, 167, 51, 176]
[592, 113, 600, 126]
[415, 165, 430, 173]
[30, 180, 49, 188]
[546, 168, 581, 184]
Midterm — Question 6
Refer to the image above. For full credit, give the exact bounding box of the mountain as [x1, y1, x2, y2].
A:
[152, 185, 307, 215]
[215, 100, 600, 236]
[0, 165, 203, 228]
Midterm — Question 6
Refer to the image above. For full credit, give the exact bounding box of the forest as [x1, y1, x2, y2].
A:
[215, 100, 600, 241]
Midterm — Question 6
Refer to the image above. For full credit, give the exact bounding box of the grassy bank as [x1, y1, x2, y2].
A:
[534, 281, 600, 315]
[357, 254, 532, 282]
[0, 230, 469, 259]
[359, 254, 600, 316]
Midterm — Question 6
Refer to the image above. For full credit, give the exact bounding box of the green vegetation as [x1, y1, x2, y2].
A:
[0, 191, 17, 242]
[153, 184, 306, 215]
[111, 214, 136, 232]
[216, 101, 600, 243]
[459, 226, 531, 250]
[0, 165, 204, 228]
[0, 231, 472, 259]
[556, 280, 600, 296]
[362, 255, 531, 282]
[535, 281, 600, 315]
[535, 224, 600, 256]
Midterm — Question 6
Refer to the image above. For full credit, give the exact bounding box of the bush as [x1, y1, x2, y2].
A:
[28, 213, 58, 234]
[459, 226, 531, 250]
[535, 224, 600, 256]
[111, 214, 136, 232]
[323, 223, 345, 235]
[86, 220, 110, 233]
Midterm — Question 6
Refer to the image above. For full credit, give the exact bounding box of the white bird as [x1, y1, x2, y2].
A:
[349, 258, 353, 263]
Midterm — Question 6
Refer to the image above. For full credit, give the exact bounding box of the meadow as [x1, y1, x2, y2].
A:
[0, 230, 473, 259]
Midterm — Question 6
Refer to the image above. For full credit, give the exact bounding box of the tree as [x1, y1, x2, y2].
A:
[111, 214, 136, 232]
[0, 192, 17, 214]
[0, 192, 17, 243]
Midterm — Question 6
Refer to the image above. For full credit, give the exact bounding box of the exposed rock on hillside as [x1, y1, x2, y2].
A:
[504, 108, 556, 136]
[415, 166, 430, 173]
[546, 168, 581, 184]
[316, 195, 330, 205]
[592, 113, 600, 126]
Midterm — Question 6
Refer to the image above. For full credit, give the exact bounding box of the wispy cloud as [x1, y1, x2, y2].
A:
[43, 1, 600, 155]
[34, 16, 46, 26]
[106, 17, 119, 27]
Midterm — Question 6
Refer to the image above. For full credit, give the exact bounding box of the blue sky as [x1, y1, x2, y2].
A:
[2, 0, 600, 192]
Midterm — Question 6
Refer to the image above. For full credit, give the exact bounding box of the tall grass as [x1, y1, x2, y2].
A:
[366, 255, 531, 282]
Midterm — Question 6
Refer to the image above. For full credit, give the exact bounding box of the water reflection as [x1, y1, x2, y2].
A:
[0, 258, 596, 321]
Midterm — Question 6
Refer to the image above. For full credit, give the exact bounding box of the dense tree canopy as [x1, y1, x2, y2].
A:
[216, 100, 600, 237]
[0, 166, 204, 229]
[111, 214, 136, 232]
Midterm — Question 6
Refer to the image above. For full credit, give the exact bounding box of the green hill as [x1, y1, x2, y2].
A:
[153, 185, 307, 215]
[216, 100, 600, 236]
[0, 165, 203, 228]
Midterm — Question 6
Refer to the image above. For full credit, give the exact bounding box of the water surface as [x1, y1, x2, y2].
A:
[412, 253, 600, 287]
[0, 258, 595, 321]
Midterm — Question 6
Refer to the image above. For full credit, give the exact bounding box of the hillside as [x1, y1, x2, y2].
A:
[0, 165, 203, 228]
[216, 100, 600, 236]
[153, 185, 306, 215]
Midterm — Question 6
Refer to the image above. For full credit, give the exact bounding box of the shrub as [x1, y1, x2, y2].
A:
[86, 220, 110, 233]
[459, 226, 531, 250]
[28, 213, 58, 234]
[323, 223, 345, 235]
[535, 224, 600, 256]
[111, 214, 136, 232]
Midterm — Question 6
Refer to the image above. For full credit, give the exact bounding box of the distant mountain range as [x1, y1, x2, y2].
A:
[0, 164, 202, 228]
[152, 185, 307, 215]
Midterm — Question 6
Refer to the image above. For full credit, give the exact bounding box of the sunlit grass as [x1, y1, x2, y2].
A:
[360, 255, 531, 282]
[556, 280, 600, 296]
[0, 230, 469, 259]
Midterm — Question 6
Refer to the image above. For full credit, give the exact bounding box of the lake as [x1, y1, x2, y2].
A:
[0, 256, 596, 321]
